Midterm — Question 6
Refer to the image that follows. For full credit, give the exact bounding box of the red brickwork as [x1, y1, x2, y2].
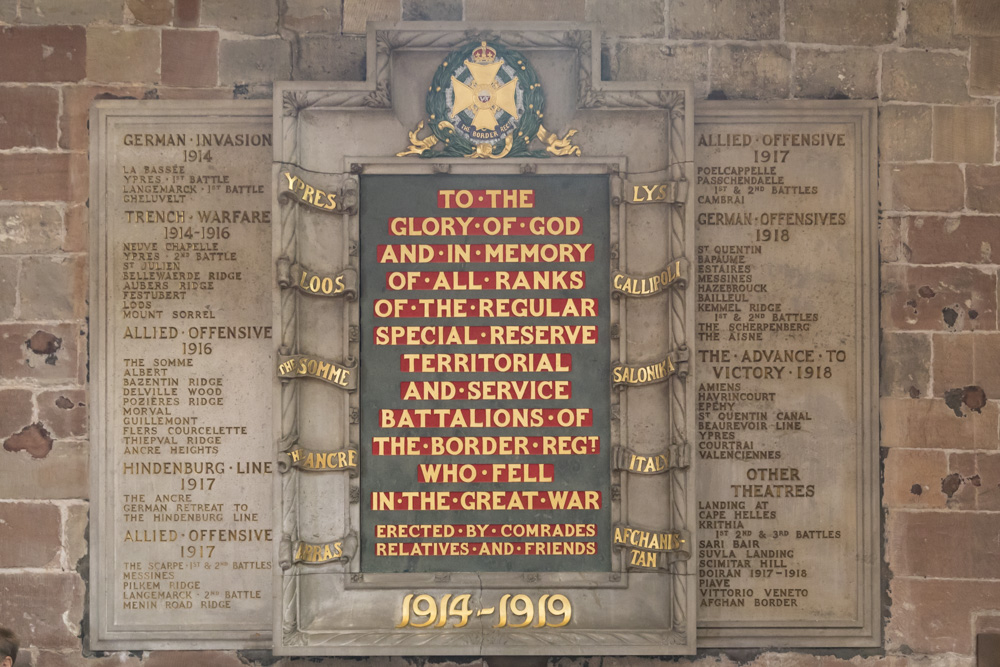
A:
[0, 0, 997, 665]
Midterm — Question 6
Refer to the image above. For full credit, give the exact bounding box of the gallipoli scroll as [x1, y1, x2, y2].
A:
[89, 103, 274, 648]
[271, 27, 697, 656]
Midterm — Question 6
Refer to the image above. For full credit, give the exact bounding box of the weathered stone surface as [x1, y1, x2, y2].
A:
[710, 44, 790, 99]
[887, 397, 995, 449]
[0, 501, 62, 567]
[944, 451, 980, 508]
[0, 440, 89, 499]
[37, 651, 141, 667]
[0, 26, 86, 83]
[62, 205, 87, 254]
[18, 0, 122, 24]
[966, 165, 1000, 212]
[0, 153, 86, 203]
[86, 27, 160, 84]
[882, 51, 971, 104]
[0, 323, 83, 383]
[880, 216, 905, 264]
[615, 43, 709, 98]
[220, 38, 291, 84]
[879, 105, 932, 162]
[785, 0, 896, 45]
[127, 0, 173, 24]
[880, 332, 931, 398]
[342, 0, 402, 34]
[282, 0, 342, 32]
[905, 215, 1000, 264]
[173, 0, 199, 27]
[932, 105, 996, 163]
[793, 47, 878, 99]
[588, 0, 664, 38]
[0, 256, 15, 320]
[956, 0, 1000, 35]
[161, 29, 218, 87]
[882, 163, 964, 212]
[60, 85, 147, 151]
[402, 0, 461, 21]
[38, 389, 86, 439]
[465, 0, 585, 20]
[153, 87, 230, 99]
[294, 35, 366, 81]
[882, 264, 996, 331]
[883, 448, 949, 508]
[887, 578, 1000, 654]
[142, 652, 247, 667]
[933, 333, 1000, 397]
[970, 37, 1000, 95]
[19, 256, 86, 321]
[906, 0, 968, 48]
[64, 502, 88, 569]
[668, 0, 777, 40]
[0, 205, 63, 254]
[0, 572, 84, 649]
[976, 452, 1000, 510]
[0, 389, 33, 441]
[0, 86, 59, 149]
[890, 511, 1000, 578]
[4, 423, 54, 459]
[201, 0, 278, 35]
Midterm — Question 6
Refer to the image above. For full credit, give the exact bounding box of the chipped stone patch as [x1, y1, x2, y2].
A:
[3, 422, 54, 458]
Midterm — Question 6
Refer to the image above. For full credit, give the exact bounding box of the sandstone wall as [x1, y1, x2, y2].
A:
[0, 0, 997, 665]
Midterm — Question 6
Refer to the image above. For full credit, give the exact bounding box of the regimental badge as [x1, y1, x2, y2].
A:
[398, 40, 582, 159]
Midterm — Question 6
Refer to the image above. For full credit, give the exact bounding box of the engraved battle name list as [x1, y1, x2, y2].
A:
[91, 104, 274, 647]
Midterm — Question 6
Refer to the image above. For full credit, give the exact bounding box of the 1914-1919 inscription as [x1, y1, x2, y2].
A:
[90, 102, 273, 648]
[694, 102, 878, 647]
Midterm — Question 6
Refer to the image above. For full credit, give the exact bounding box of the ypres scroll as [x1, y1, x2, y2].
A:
[694, 102, 878, 647]
[90, 102, 273, 648]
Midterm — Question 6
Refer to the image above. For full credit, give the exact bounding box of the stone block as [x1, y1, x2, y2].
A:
[971, 37, 1000, 95]
[882, 51, 971, 104]
[905, 215, 1000, 264]
[127, 0, 173, 25]
[956, 0, 1000, 35]
[18, 0, 123, 24]
[174, 0, 199, 27]
[37, 651, 141, 667]
[0, 153, 84, 203]
[882, 264, 996, 331]
[0, 572, 84, 649]
[879, 105, 932, 162]
[887, 578, 1000, 654]
[220, 38, 291, 84]
[153, 87, 230, 99]
[19, 256, 87, 321]
[881, 332, 932, 398]
[343, 0, 402, 34]
[283, 0, 342, 32]
[142, 652, 246, 667]
[668, 0, 777, 40]
[0, 86, 59, 149]
[402, 0, 461, 21]
[0, 256, 16, 320]
[945, 451, 980, 507]
[0, 26, 86, 83]
[785, 0, 896, 45]
[933, 105, 996, 163]
[161, 29, 219, 87]
[890, 511, 1000, 578]
[63, 205, 87, 254]
[465, 0, 585, 21]
[879, 216, 905, 263]
[933, 333, 1000, 397]
[38, 389, 87, 439]
[976, 452, 1000, 509]
[64, 502, 88, 570]
[793, 47, 878, 99]
[881, 397, 999, 449]
[0, 502, 62, 567]
[588, 0, 665, 38]
[0, 323, 84, 383]
[0, 205, 64, 255]
[967, 165, 1000, 212]
[0, 389, 33, 441]
[86, 27, 160, 84]
[906, 0, 968, 48]
[201, 0, 278, 35]
[60, 85, 148, 151]
[710, 44, 791, 99]
[883, 163, 964, 212]
[883, 448, 949, 508]
[0, 440, 89, 499]
[614, 43, 709, 98]
[294, 35, 366, 82]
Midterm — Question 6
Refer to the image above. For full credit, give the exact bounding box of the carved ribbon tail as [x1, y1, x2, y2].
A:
[537, 124, 582, 156]
[396, 120, 439, 157]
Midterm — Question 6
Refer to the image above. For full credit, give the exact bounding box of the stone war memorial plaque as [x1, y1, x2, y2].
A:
[693, 102, 879, 646]
[90, 101, 273, 649]
[271, 25, 698, 655]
